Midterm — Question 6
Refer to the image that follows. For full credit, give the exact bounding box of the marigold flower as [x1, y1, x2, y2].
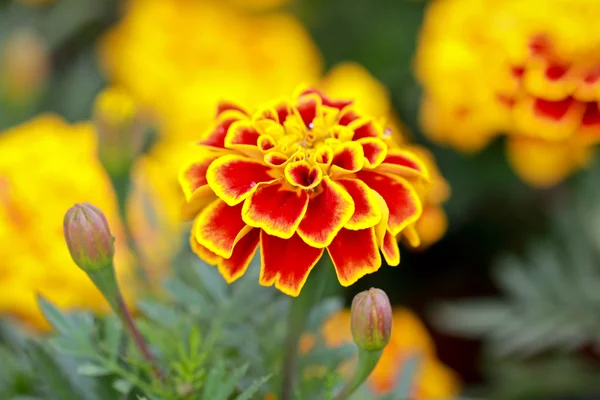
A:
[0, 115, 133, 328]
[99, 0, 321, 142]
[180, 88, 430, 296]
[415, 0, 600, 187]
[322, 309, 460, 398]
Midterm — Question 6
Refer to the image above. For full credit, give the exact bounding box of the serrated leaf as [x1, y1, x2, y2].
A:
[213, 364, 249, 400]
[37, 296, 73, 335]
[202, 360, 226, 399]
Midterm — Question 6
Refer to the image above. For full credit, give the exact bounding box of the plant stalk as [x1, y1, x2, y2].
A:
[333, 349, 382, 400]
[281, 256, 332, 400]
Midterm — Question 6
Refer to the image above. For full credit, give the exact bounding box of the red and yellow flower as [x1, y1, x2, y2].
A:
[415, 0, 600, 187]
[180, 88, 433, 296]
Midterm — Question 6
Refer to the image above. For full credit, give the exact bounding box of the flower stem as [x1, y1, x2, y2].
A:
[333, 349, 382, 400]
[87, 266, 163, 382]
[281, 256, 332, 400]
[115, 294, 164, 381]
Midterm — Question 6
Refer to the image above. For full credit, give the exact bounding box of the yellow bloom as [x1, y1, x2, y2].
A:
[415, 0, 600, 187]
[0, 115, 134, 329]
[99, 0, 322, 142]
[322, 309, 460, 399]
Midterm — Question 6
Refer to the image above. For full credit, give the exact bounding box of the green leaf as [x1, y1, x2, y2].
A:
[213, 364, 249, 400]
[37, 296, 72, 335]
[201, 360, 226, 399]
[25, 342, 86, 400]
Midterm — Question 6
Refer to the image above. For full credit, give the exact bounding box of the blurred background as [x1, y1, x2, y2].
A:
[1, 0, 600, 399]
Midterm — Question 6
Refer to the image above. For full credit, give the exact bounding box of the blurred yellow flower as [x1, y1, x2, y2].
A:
[0, 115, 134, 329]
[322, 309, 460, 398]
[99, 0, 322, 143]
[415, 0, 600, 187]
[126, 141, 198, 281]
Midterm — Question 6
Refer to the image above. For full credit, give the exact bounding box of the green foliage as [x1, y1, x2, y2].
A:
[433, 185, 600, 359]
[0, 251, 444, 400]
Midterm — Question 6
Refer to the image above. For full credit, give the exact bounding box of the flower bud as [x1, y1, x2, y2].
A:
[350, 288, 392, 352]
[63, 203, 115, 271]
[93, 87, 146, 177]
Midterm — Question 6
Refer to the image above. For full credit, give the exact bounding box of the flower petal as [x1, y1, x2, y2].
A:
[381, 231, 400, 266]
[327, 228, 381, 286]
[264, 152, 291, 167]
[350, 118, 382, 140]
[375, 149, 429, 180]
[285, 160, 323, 189]
[296, 93, 321, 127]
[330, 142, 364, 176]
[402, 224, 422, 248]
[259, 231, 324, 297]
[207, 154, 276, 206]
[216, 101, 248, 117]
[179, 151, 220, 200]
[514, 96, 585, 141]
[371, 191, 401, 266]
[338, 107, 361, 126]
[357, 170, 422, 236]
[181, 186, 217, 220]
[577, 102, 600, 144]
[190, 220, 222, 265]
[297, 177, 355, 248]
[336, 179, 382, 230]
[301, 88, 353, 110]
[357, 137, 387, 168]
[194, 199, 252, 258]
[199, 110, 246, 148]
[217, 228, 260, 283]
[242, 183, 309, 239]
[224, 120, 263, 158]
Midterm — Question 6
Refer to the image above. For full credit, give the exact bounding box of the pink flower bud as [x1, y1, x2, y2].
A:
[350, 288, 392, 352]
[63, 203, 115, 271]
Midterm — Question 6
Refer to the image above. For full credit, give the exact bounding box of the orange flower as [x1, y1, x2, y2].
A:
[415, 0, 600, 187]
[180, 88, 432, 296]
[322, 309, 460, 398]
